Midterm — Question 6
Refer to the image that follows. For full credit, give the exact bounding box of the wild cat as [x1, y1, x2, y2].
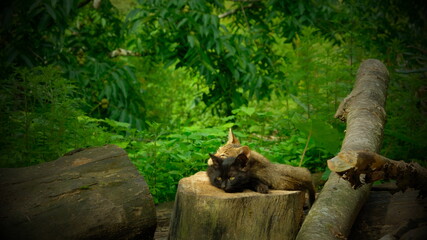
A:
[207, 129, 315, 206]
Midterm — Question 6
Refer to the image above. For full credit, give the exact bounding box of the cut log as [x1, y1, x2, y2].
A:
[168, 171, 305, 240]
[297, 59, 390, 239]
[0, 145, 157, 240]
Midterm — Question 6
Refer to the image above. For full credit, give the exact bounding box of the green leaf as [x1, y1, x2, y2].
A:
[101, 18, 106, 28]
[177, 18, 188, 29]
[290, 94, 308, 112]
[114, 141, 130, 149]
[119, 110, 128, 122]
[112, 72, 128, 99]
[239, 106, 256, 116]
[168, 170, 182, 176]
[51, 0, 58, 8]
[321, 168, 331, 181]
[44, 3, 56, 20]
[63, 0, 72, 15]
[187, 35, 198, 48]
[203, 14, 209, 27]
[28, 0, 42, 15]
[127, 9, 140, 21]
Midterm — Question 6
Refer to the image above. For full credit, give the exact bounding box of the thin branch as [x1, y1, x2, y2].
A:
[109, 48, 140, 58]
[78, 0, 102, 9]
[218, 8, 240, 19]
[395, 68, 427, 74]
[218, 3, 256, 19]
[230, 0, 261, 2]
[299, 128, 312, 167]
[78, 0, 92, 8]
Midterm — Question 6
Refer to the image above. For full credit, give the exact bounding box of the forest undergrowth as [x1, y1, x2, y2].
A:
[1, 0, 425, 203]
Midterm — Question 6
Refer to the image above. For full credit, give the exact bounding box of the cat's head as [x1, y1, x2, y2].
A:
[207, 152, 251, 193]
[207, 129, 251, 166]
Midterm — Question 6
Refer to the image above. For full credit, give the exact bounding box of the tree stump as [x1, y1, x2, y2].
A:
[0, 145, 157, 240]
[168, 171, 305, 240]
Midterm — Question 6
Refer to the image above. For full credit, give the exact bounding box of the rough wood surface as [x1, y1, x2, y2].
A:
[297, 59, 390, 239]
[349, 187, 427, 240]
[328, 150, 427, 197]
[168, 171, 305, 240]
[0, 145, 157, 240]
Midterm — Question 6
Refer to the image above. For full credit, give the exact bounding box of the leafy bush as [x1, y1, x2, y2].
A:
[0, 66, 92, 166]
[1, 0, 147, 129]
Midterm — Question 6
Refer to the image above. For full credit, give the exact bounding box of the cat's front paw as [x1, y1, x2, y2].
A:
[255, 183, 269, 194]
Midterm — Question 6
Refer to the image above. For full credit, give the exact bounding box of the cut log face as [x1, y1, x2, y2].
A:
[168, 171, 305, 240]
[0, 145, 157, 240]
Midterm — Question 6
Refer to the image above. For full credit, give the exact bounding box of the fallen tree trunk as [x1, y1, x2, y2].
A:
[168, 171, 305, 240]
[297, 59, 390, 239]
[0, 145, 157, 240]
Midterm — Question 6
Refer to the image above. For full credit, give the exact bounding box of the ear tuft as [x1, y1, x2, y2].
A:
[226, 128, 240, 145]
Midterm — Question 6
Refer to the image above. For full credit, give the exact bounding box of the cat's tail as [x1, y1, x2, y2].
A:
[307, 183, 316, 207]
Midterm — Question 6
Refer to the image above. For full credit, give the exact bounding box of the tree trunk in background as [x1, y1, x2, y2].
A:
[0, 145, 157, 240]
[296, 59, 389, 239]
[168, 171, 305, 240]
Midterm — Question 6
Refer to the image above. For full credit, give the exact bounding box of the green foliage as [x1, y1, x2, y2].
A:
[126, 0, 287, 115]
[382, 72, 427, 163]
[0, 66, 96, 166]
[280, 27, 353, 118]
[1, 0, 146, 129]
[0, 0, 80, 71]
[0, 0, 426, 204]
[128, 125, 226, 203]
[129, 58, 208, 128]
[61, 1, 147, 129]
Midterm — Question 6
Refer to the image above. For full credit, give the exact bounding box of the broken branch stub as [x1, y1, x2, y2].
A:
[328, 150, 427, 197]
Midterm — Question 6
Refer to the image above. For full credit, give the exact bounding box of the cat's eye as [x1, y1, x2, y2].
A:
[229, 176, 235, 180]
[216, 177, 222, 181]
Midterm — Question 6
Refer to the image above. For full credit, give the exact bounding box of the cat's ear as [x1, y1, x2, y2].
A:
[226, 128, 240, 145]
[209, 153, 222, 166]
[234, 152, 249, 169]
[241, 146, 251, 158]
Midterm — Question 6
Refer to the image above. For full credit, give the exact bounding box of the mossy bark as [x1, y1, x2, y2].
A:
[296, 59, 389, 239]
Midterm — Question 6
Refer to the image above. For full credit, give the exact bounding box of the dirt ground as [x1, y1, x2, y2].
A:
[154, 201, 174, 240]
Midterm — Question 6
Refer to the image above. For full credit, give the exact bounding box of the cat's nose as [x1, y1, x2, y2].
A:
[221, 182, 226, 189]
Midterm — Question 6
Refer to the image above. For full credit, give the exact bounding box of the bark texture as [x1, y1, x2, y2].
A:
[168, 171, 305, 240]
[0, 145, 157, 240]
[328, 150, 427, 197]
[350, 188, 427, 239]
[297, 59, 389, 239]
